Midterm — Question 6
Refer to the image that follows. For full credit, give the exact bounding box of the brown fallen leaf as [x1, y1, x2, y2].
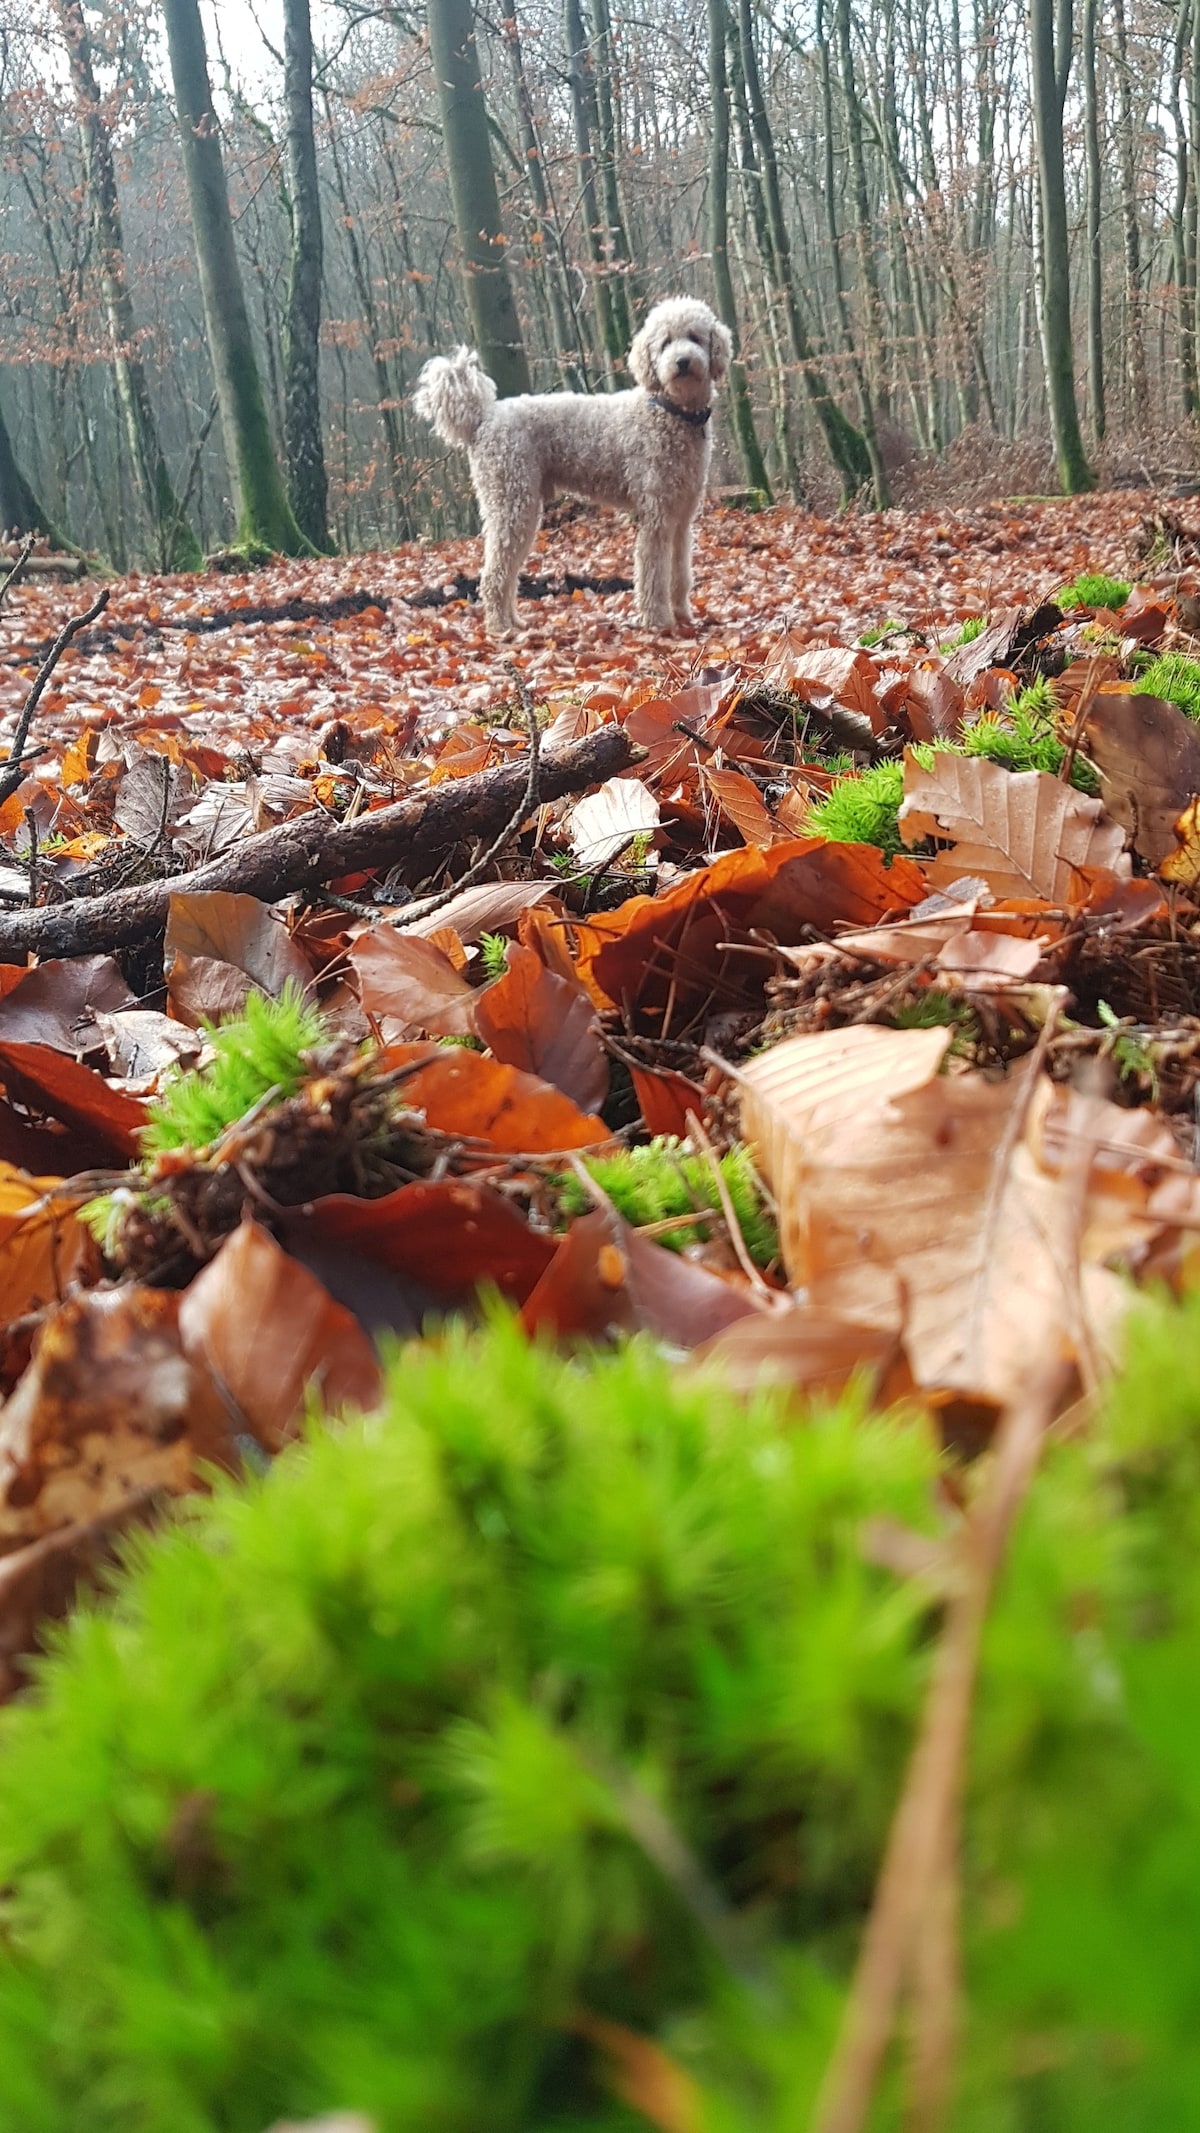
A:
[0, 1288, 234, 1552]
[738, 1025, 1082, 1403]
[1083, 689, 1200, 865]
[178, 1218, 383, 1451]
[474, 943, 609, 1114]
[381, 1042, 609, 1151]
[0, 1042, 146, 1160]
[570, 774, 660, 869]
[0, 1166, 94, 1321]
[0, 956, 135, 1052]
[166, 889, 314, 1024]
[521, 1205, 760, 1346]
[350, 927, 479, 1037]
[285, 1179, 555, 1314]
[899, 750, 1128, 902]
[0, 1488, 163, 1701]
[693, 1295, 914, 1406]
[702, 764, 787, 847]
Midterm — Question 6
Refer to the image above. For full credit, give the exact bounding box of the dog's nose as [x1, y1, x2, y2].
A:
[675, 356, 692, 374]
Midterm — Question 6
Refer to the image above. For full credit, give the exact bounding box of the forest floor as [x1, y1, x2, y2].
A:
[0, 491, 1153, 748]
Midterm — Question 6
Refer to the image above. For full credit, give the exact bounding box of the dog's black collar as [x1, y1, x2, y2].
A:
[647, 394, 712, 428]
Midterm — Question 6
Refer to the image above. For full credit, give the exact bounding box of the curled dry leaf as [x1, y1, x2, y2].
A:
[473, 942, 609, 1113]
[0, 1166, 94, 1321]
[570, 773, 660, 870]
[521, 1204, 761, 1346]
[381, 1042, 608, 1151]
[738, 1025, 1085, 1404]
[1083, 689, 1200, 865]
[285, 1179, 555, 1314]
[165, 889, 314, 1025]
[0, 1287, 235, 1552]
[692, 1294, 914, 1406]
[0, 1041, 146, 1160]
[350, 927, 478, 1037]
[899, 750, 1128, 902]
[0, 956, 135, 1052]
[701, 764, 787, 848]
[179, 1217, 383, 1451]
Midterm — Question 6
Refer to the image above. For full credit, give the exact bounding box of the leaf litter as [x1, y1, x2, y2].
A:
[4, 493, 1200, 2122]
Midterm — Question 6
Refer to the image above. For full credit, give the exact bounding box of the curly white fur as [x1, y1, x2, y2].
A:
[414, 298, 732, 636]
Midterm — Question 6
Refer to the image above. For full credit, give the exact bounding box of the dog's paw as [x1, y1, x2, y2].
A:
[673, 608, 696, 629]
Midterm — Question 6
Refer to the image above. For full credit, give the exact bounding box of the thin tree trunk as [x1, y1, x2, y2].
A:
[1173, 0, 1197, 415]
[565, 0, 624, 378]
[736, 0, 872, 499]
[1082, 0, 1106, 439]
[324, 95, 412, 538]
[820, 0, 891, 505]
[427, 0, 531, 397]
[502, 7, 589, 388]
[0, 396, 59, 544]
[1112, 0, 1150, 422]
[1030, 0, 1094, 490]
[56, 0, 201, 569]
[281, 0, 331, 550]
[587, 0, 639, 342]
[833, 0, 893, 458]
[162, 0, 311, 554]
[707, 0, 772, 496]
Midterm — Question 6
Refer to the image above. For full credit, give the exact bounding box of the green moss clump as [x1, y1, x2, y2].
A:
[8, 1303, 1200, 2120]
[0, 1316, 937, 2130]
[942, 615, 987, 651]
[140, 984, 327, 1158]
[962, 678, 1101, 794]
[558, 1137, 778, 1266]
[1134, 650, 1200, 721]
[1056, 571, 1131, 610]
[806, 758, 908, 856]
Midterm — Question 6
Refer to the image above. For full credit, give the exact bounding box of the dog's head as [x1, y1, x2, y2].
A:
[628, 300, 732, 411]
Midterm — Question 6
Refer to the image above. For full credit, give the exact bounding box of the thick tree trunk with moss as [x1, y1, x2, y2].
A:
[706, 0, 771, 497]
[281, 0, 331, 550]
[427, 0, 531, 399]
[162, 0, 312, 555]
[1030, 0, 1094, 492]
[735, 0, 872, 501]
[56, 0, 201, 572]
[0, 397, 56, 543]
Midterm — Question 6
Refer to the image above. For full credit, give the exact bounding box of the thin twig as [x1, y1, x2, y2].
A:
[0, 587, 110, 809]
[1057, 653, 1104, 790]
[381, 664, 543, 928]
[0, 535, 33, 612]
[808, 1352, 1068, 2133]
[684, 1107, 774, 1296]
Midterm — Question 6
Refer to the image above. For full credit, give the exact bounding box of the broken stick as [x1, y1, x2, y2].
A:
[0, 723, 644, 962]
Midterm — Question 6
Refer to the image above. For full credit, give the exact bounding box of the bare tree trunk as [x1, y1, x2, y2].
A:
[819, 0, 891, 505]
[162, 0, 312, 554]
[1173, 0, 1198, 416]
[324, 96, 412, 538]
[426, 0, 531, 397]
[0, 396, 59, 544]
[707, 0, 772, 496]
[56, 0, 200, 569]
[281, 0, 331, 550]
[565, 0, 624, 378]
[588, 0, 639, 340]
[736, 0, 872, 499]
[1030, 0, 1094, 490]
[1112, 0, 1150, 422]
[833, 0, 892, 453]
[502, 7, 589, 388]
[1082, 0, 1107, 439]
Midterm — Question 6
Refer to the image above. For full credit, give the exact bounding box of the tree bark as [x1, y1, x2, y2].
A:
[820, 0, 891, 506]
[56, 0, 201, 570]
[0, 397, 59, 546]
[1111, 0, 1149, 422]
[162, 0, 313, 554]
[281, 0, 331, 551]
[1082, 0, 1107, 439]
[1030, 0, 1095, 491]
[565, 0, 625, 379]
[736, 0, 872, 500]
[707, 0, 772, 496]
[1172, 0, 1197, 417]
[427, 0, 531, 398]
[502, 7, 589, 388]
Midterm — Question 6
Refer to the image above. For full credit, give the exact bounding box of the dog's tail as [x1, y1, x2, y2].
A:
[413, 346, 497, 448]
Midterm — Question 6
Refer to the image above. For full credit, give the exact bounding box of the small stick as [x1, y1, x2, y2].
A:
[1057, 652, 1104, 790]
[0, 586, 110, 809]
[24, 808, 38, 911]
[0, 536, 33, 613]
[383, 662, 543, 929]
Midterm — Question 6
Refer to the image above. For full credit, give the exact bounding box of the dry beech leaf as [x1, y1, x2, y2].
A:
[0, 1288, 235, 1552]
[0, 956, 135, 1053]
[702, 764, 786, 848]
[1159, 795, 1200, 886]
[179, 1218, 383, 1451]
[0, 1489, 163, 1702]
[899, 750, 1128, 901]
[903, 661, 964, 743]
[395, 879, 557, 941]
[0, 1167, 93, 1321]
[775, 644, 885, 729]
[693, 1295, 914, 1405]
[570, 774, 660, 870]
[0, 1041, 146, 1160]
[473, 943, 609, 1113]
[165, 890, 314, 1010]
[521, 1206, 758, 1348]
[350, 928, 478, 1037]
[380, 1042, 608, 1151]
[285, 1180, 555, 1313]
[1084, 690, 1200, 865]
[739, 1026, 1082, 1403]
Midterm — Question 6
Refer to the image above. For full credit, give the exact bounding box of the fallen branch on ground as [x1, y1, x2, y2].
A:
[0, 722, 643, 962]
[0, 588, 110, 810]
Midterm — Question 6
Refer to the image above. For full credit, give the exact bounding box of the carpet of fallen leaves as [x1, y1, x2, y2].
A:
[1, 488, 1200, 1689]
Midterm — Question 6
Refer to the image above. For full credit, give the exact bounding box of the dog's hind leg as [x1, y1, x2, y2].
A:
[479, 486, 540, 637]
[669, 516, 696, 626]
[633, 514, 674, 632]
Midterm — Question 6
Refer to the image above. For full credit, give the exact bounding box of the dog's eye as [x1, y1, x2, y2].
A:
[687, 333, 704, 346]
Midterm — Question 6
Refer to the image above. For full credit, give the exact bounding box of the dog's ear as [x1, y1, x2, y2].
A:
[628, 319, 657, 390]
[709, 321, 733, 385]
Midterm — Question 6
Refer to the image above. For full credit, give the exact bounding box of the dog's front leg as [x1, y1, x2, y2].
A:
[670, 520, 696, 627]
[634, 518, 674, 632]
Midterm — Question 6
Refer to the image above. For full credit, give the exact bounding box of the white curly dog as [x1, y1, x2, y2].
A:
[414, 297, 731, 637]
